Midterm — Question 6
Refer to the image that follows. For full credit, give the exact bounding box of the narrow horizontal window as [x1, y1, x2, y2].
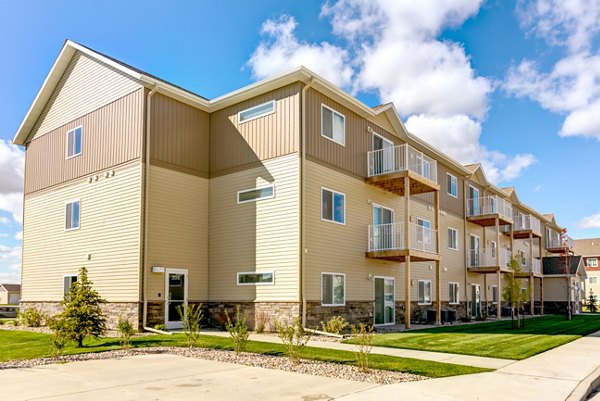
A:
[237, 185, 275, 203]
[321, 104, 345, 146]
[321, 188, 345, 224]
[237, 272, 274, 285]
[65, 200, 80, 230]
[66, 127, 82, 159]
[321, 273, 345, 306]
[238, 101, 275, 123]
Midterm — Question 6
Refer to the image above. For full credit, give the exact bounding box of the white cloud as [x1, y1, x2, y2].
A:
[0, 272, 19, 284]
[577, 213, 600, 229]
[0, 217, 9, 225]
[534, 185, 542, 192]
[14, 231, 22, 241]
[0, 140, 24, 224]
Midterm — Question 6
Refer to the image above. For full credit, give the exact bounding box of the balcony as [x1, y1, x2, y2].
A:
[468, 248, 512, 273]
[466, 196, 513, 227]
[517, 258, 542, 276]
[366, 144, 440, 196]
[546, 231, 573, 254]
[513, 214, 542, 239]
[366, 222, 439, 262]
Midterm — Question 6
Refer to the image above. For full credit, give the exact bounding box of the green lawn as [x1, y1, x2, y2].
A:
[345, 315, 600, 360]
[0, 330, 489, 378]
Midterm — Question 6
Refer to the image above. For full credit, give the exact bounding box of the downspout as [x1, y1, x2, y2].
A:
[301, 77, 315, 328]
[142, 85, 159, 330]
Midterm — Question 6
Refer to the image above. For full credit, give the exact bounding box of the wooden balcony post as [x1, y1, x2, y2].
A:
[405, 175, 411, 330]
[435, 191, 441, 325]
[529, 233, 534, 314]
[497, 270, 502, 319]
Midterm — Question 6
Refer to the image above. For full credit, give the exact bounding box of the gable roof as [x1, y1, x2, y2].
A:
[464, 163, 490, 187]
[0, 284, 20, 292]
[543, 256, 586, 277]
[573, 238, 600, 256]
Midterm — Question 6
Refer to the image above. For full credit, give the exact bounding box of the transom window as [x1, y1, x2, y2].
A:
[448, 228, 459, 250]
[418, 280, 432, 305]
[321, 273, 345, 306]
[66, 127, 82, 159]
[321, 188, 345, 224]
[449, 282, 459, 304]
[588, 258, 598, 268]
[65, 200, 80, 230]
[237, 185, 275, 203]
[237, 272, 274, 285]
[446, 173, 457, 198]
[321, 104, 345, 146]
[238, 101, 275, 123]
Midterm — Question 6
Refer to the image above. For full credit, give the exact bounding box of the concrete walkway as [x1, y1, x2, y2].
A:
[204, 330, 513, 369]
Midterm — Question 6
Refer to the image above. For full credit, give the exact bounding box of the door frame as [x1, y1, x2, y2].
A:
[471, 283, 481, 318]
[165, 268, 189, 329]
[373, 276, 395, 326]
[469, 234, 480, 267]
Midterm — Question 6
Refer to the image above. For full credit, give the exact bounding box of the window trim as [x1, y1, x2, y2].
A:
[238, 100, 276, 124]
[65, 126, 83, 159]
[237, 185, 275, 204]
[490, 241, 497, 259]
[449, 281, 460, 305]
[418, 279, 432, 305]
[236, 271, 275, 286]
[63, 274, 78, 299]
[321, 272, 346, 306]
[589, 276, 598, 284]
[321, 104, 346, 146]
[417, 218, 432, 245]
[446, 173, 458, 198]
[320, 187, 346, 225]
[588, 258, 598, 268]
[372, 132, 394, 150]
[65, 199, 81, 231]
[448, 227, 459, 250]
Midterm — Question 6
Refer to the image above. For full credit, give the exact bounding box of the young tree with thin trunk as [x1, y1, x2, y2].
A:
[503, 256, 529, 329]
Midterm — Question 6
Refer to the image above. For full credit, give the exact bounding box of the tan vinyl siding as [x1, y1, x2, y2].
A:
[21, 162, 142, 302]
[209, 84, 301, 175]
[438, 163, 465, 217]
[24, 89, 144, 194]
[439, 212, 468, 302]
[209, 153, 299, 301]
[146, 166, 209, 302]
[544, 277, 570, 301]
[150, 93, 210, 175]
[29, 52, 142, 141]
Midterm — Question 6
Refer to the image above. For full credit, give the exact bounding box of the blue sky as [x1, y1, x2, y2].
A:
[0, 0, 599, 283]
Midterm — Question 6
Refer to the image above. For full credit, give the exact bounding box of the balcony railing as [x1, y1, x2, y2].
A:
[519, 257, 541, 274]
[368, 222, 437, 254]
[546, 231, 573, 250]
[514, 214, 541, 234]
[532, 258, 541, 274]
[367, 144, 437, 183]
[468, 248, 512, 269]
[467, 196, 513, 220]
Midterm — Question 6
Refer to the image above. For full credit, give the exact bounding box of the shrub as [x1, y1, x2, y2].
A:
[276, 316, 312, 364]
[255, 310, 270, 334]
[154, 323, 167, 331]
[321, 315, 349, 335]
[18, 307, 46, 327]
[588, 291, 598, 313]
[351, 323, 374, 373]
[176, 303, 203, 348]
[225, 306, 250, 352]
[47, 315, 70, 357]
[117, 316, 136, 349]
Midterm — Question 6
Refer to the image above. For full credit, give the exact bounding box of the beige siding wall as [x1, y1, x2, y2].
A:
[585, 271, 600, 300]
[544, 277, 569, 301]
[210, 84, 301, 175]
[30, 52, 142, 141]
[438, 163, 465, 217]
[438, 211, 468, 302]
[21, 162, 142, 302]
[209, 153, 299, 301]
[25, 89, 144, 194]
[146, 166, 209, 302]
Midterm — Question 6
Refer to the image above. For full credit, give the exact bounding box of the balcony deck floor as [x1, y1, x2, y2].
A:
[366, 170, 439, 196]
[466, 214, 513, 227]
[365, 249, 440, 263]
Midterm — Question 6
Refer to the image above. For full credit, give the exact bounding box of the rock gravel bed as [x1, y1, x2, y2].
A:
[0, 347, 427, 384]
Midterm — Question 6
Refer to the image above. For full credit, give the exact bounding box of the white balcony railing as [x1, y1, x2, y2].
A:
[514, 214, 541, 234]
[546, 230, 573, 250]
[468, 248, 512, 269]
[368, 222, 437, 254]
[467, 196, 513, 220]
[367, 144, 437, 183]
[520, 258, 541, 274]
[532, 258, 541, 274]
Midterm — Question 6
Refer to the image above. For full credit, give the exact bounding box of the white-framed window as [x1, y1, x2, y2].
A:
[449, 282, 459, 304]
[321, 104, 345, 146]
[66, 126, 82, 159]
[417, 218, 431, 244]
[588, 258, 598, 268]
[321, 188, 345, 224]
[589, 277, 598, 284]
[446, 173, 458, 198]
[237, 271, 274, 285]
[492, 285, 498, 304]
[321, 272, 345, 306]
[519, 250, 526, 266]
[65, 200, 80, 230]
[491, 241, 497, 259]
[237, 185, 275, 203]
[448, 228, 459, 250]
[418, 280, 432, 305]
[63, 274, 77, 298]
[238, 100, 275, 123]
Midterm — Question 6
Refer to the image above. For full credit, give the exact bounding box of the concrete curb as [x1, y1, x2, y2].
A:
[566, 365, 600, 401]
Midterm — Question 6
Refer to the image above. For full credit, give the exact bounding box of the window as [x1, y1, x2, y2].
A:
[66, 127, 82, 158]
[321, 104, 345, 146]
[321, 188, 345, 224]
[449, 282, 459, 304]
[321, 273, 345, 306]
[448, 228, 459, 250]
[519, 250, 526, 266]
[588, 258, 598, 268]
[417, 218, 431, 244]
[418, 280, 432, 305]
[237, 272, 274, 285]
[237, 185, 275, 203]
[238, 100, 275, 123]
[65, 200, 80, 230]
[590, 277, 598, 284]
[491, 241, 497, 259]
[446, 174, 458, 198]
[492, 285, 498, 304]
[63, 275, 77, 298]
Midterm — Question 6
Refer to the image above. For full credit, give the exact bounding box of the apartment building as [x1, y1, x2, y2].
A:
[13, 41, 581, 330]
[574, 239, 600, 304]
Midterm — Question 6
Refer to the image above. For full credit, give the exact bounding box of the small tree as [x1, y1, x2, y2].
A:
[588, 290, 598, 313]
[503, 256, 529, 329]
[176, 303, 203, 348]
[59, 267, 107, 347]
[225, 305, 250, 352]
[117, 316, 136, 349]
[351, 323, 374, 373]
[276, 317, 312, 364]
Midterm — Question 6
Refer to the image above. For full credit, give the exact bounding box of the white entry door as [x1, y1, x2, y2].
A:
[165, 269, 188, 329]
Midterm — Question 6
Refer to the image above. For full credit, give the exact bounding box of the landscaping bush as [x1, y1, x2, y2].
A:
[588, 292, 598, 313]
[225, 305, 250, 352]
[276, 316, 312, 364]
[18, 307, 47, 327]
[154, 323, 167, 331]
[47, 315, 70, 357]
[176, 303, 203, 348]
[321, 315, 349, 335]
[254, 310, 270, 334]
[117, 316, 136, 349]
[351, 323, 374, 373]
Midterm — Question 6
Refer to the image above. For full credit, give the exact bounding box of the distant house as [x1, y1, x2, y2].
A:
[0, 284, 21, 305]
[573, 238, 600, 303]
[542, 256, 586, 314]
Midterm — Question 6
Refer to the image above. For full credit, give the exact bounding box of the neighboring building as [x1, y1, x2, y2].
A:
[12, 40, 580, 330]
[542, 256, 586, 314]
[0, 284, 21, 305]
[574, 238, 600, 304]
